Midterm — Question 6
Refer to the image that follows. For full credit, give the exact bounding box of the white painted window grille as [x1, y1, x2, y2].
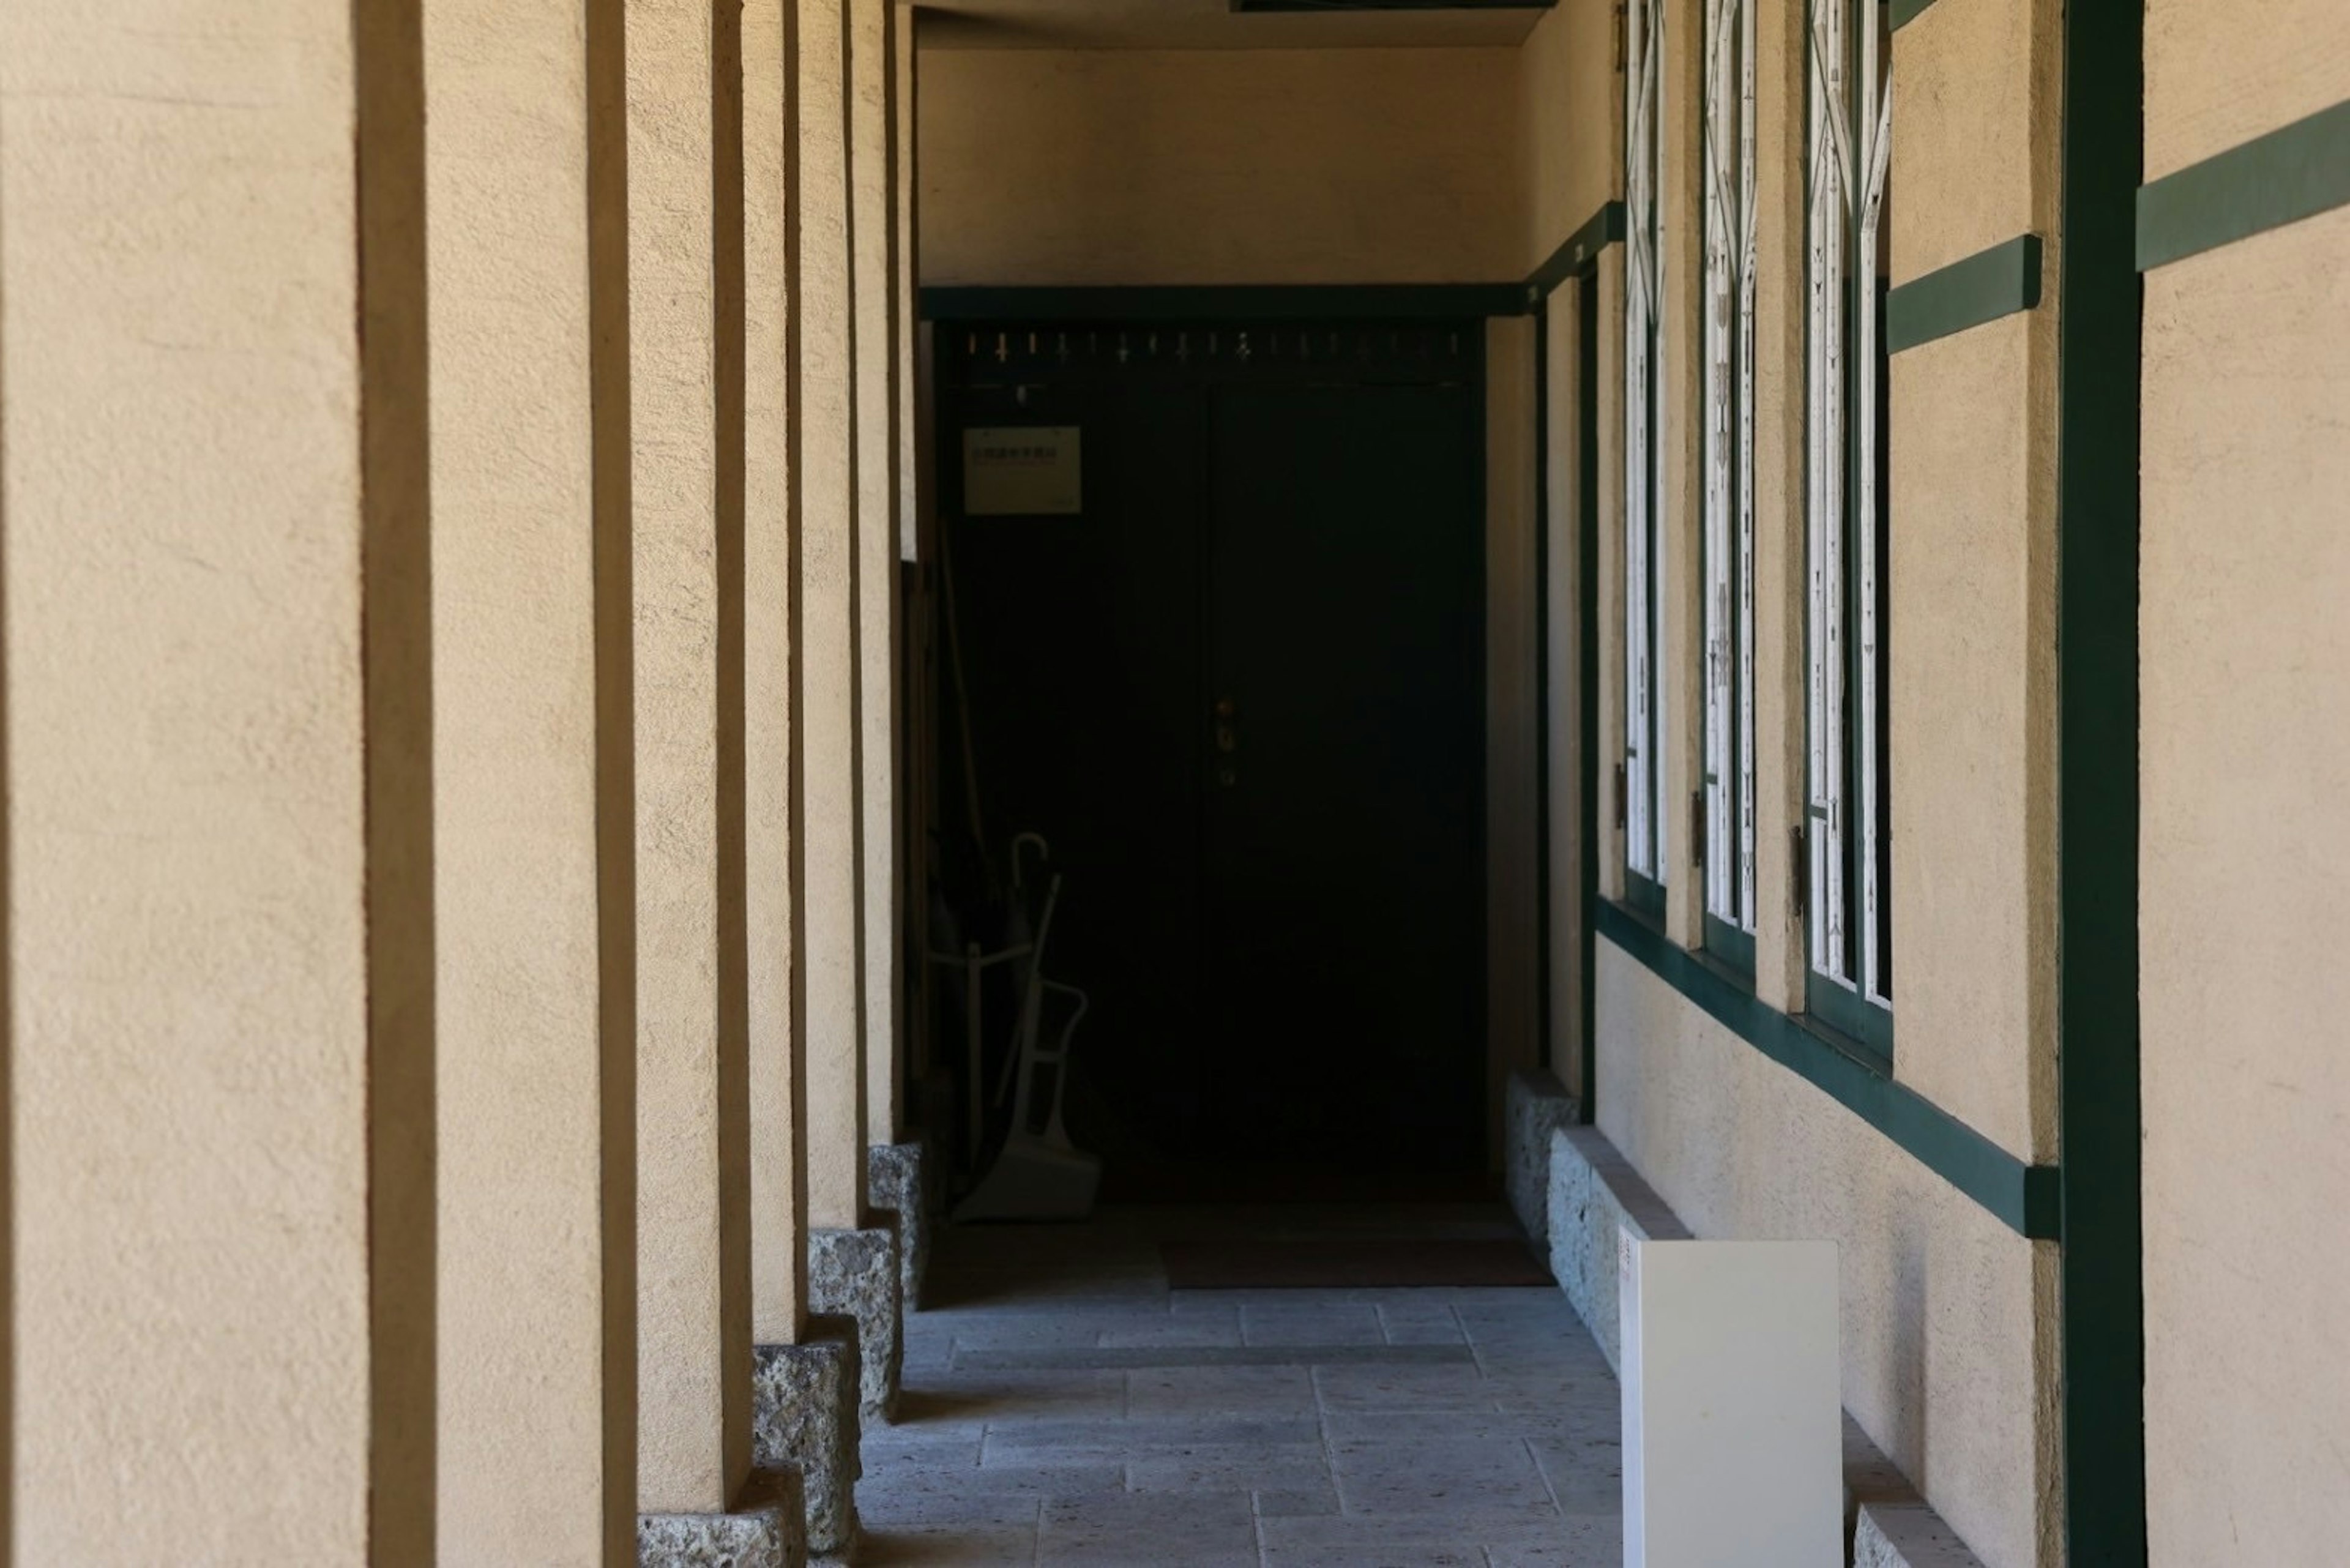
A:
[1701, 0, 1758, 943]
[1804, 0, 1893, 1023]
[1624, 0, 1668, 893]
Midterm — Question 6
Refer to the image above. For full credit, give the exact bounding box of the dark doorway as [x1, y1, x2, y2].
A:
[933, 319, 1486, 1192]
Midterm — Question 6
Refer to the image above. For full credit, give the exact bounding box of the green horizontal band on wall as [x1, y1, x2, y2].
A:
[1526, 200, 1628, 300]
[2136, 98, 2350, 272]
[1595, 898, 2062, 1239]
[919, 283, 1526, 323]
[1889, 0, 1939, 29]
[1886, 234, 2043, 354]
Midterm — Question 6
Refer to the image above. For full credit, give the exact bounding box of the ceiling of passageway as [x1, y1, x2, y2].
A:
[917, 0, 1549, 51]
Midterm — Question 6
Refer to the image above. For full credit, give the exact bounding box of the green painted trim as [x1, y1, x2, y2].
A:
[1804, 969, 1893, 1065]
[1886, 235, 2042, 354]
[1625, 870, 1666, 923]
[2136, 98, 2350, 272]
[1526, 200, 1630, 301]
[1889, 0, 1938, 29]
[1576, 275, 1602, 1124]
[2059, 0, 2147, 1557]
[1596, 900, 2061, 1239]
[919, 283, 1526, 324]
[1702, 914, 1755, 979]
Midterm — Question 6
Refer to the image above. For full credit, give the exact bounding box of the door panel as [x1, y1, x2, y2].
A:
[1204, 379, 1485, 1168]
[936, 322, 1486, 1180]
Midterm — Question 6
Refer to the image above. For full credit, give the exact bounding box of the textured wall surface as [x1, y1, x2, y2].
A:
[1, 0, 433, 1557]
[1883, 0, 2061, 1165]
[1519, 0, 1619, 274]
[426, 0, 630, 1553]
[629, 0, 753, 1512]
[917, 47, 1525, 285]
[1595, 943, 2058, 1568]
[799, 0, 872, 1231]
[2139, 48, 2350, 1556]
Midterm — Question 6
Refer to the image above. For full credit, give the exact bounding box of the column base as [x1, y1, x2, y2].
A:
[808, 1225, 901, 1422]
[637, 1467, 805, 1568]
[753, 1315, 864, 1556]
[867, 1141, 931, 1310]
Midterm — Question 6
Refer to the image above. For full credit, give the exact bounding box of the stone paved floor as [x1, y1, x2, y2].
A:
[852, 1204, 1623, 1567]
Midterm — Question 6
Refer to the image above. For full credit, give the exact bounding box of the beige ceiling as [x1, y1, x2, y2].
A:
[916, 1, 1548, 51]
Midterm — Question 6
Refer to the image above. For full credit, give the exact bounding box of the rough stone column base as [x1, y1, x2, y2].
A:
[1504, 1070, 1580, 1247]
[638, 1467, 805, 1567]
[808, 1225, 901, 1422]
[752, 1314, 864, 1556]
[867, 1141, 931, 1310]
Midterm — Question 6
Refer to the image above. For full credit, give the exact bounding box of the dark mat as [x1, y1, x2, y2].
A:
[1161, 1235, 1553, 1290]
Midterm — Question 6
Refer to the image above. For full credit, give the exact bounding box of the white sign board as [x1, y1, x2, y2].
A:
[1621, 1235, 1841, 1567]
[964, 425, 1081, 515]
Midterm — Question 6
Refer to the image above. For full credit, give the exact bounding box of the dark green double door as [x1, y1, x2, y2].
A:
[939, 321, 1485, 1176]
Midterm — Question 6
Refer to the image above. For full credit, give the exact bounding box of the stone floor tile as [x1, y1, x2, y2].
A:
[1251, 1483, 1342, 1518]
[1378, 1301, 1468, 1345]
[1312, 1361, 1502, 1414]
[1126, 1363, 1318, 1419]
[1240, 1301, 1385, 1346]
[855, 1524, 1043, 1567]
[1124, 1452, 1335, 1495]
[1035, 1489, 1260, 1567]
[1254, 1515, 1493, 1568]
[984, 1416, 1321, 1457]
[1327, 1436, 1560, 1520]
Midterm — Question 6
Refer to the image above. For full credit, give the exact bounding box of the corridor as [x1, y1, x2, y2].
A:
[857, 1208, 1621, 1567]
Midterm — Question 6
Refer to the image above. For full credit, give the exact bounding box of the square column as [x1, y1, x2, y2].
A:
[627, 0, 789, 1553]
[1, 0, 431, 1557]
[424, 0, 636, 1556]
[797, 0, 905, 1427]
[745, 0, 864, 1552]
[849, 0, 903, 1151]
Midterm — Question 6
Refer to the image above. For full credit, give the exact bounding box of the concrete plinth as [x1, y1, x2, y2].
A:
[1504, 1070, 1580, 1247]
[809, 1226, 903, 1421]
[867, 1142, 931, 1310]
[1854, 1501, 1990, 1568]
[638, 1468, 805, 1568]
[752, 1316, 864, 1556]
[1545, 1124, 1692, 1373]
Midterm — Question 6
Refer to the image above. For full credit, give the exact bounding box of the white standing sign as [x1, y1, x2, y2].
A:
[1621, 1235, 1843, 1567]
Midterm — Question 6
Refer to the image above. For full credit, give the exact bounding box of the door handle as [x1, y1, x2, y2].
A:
[1214, 696, 1238, 786]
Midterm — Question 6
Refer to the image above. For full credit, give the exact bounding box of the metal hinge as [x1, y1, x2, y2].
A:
[1614, 763, 1628, 831]
[1790, 823, 1810, 920]
[1691, 791, 1707, 871]
[1614, 2, 1627, 71]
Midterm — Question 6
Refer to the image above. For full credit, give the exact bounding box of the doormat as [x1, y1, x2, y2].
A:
[1161, 1236, 1553, 1290]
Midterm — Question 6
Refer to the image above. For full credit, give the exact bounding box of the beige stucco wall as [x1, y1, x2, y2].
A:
[425, 0, 632, 1554]
[853, 0, 904, 1148]
[1881, 0, 2062, 1165]
[2139, 12, 2350, 1559]
[916, 47, 1526, 285]
[1, 0, 435, 1556]
[1520, 0, 1619, 275]
[800, 0, 872, 1230]
[1579, 0, 2067, 1560]
[629, 0, 753, 1510]
[1597, 943, 2058, 1568]
[745, 0, 811, 1348]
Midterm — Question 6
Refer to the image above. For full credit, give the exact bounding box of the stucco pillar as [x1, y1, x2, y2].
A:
[0, 0, 433, 1559]
[850, 0, 902, 1152]
[423, 0, 635, 1557]
[625, 0, 793, 1555]
[743, 0, 864, 1551]
[796, 0, 868, 1236]
[798, 0, 903, 1426]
